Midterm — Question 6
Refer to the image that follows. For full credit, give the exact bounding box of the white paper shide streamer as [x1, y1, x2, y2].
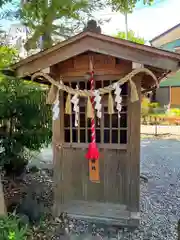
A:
[71, 94, 79, 127]
[52, 91, 60, 120]
[113, 82, 122, 118]
[94, 90, 102, 119]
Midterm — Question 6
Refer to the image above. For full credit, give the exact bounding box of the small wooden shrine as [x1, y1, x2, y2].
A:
[8, 21, 180, 226]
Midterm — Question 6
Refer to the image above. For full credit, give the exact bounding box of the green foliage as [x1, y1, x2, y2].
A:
[0, 74, 51, 174]
[22, 0, 87, 49]
[0, 0, 13, 7]
[168, 108, 180, 116]
[149, 102, 160, 109]
[108, 0, 154, 14]
[115, 30, 145, 44]
[0, 214, 28, 240]
[2, 0, 106, 50]
[141, 97, 150, 116]
[0, 45, 51, 175]
[141, 97, 161, 124]
[0, 46, 18, 68]
[148, 102, 160, 114]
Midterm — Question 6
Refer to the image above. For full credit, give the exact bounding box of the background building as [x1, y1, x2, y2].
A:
[150, 23, 180, 107]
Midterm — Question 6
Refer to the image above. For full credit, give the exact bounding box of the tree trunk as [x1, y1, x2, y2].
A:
[0, 173, 6, 215]
[124, 12, 128, 40]
[41, 31, 53, 50]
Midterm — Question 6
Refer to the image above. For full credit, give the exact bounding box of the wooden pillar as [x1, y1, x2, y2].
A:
[52, 69, 64, 216]
[127, 75, 141, 213]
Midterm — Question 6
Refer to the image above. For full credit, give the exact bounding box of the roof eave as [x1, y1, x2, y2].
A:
[8, 31, 180, 81]
[11, 31, 180, 71]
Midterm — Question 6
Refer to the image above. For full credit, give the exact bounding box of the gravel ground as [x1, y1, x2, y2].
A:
[67, 139, 180, 239]
[138, 139, 180, 240]
[30, 138, 180, 239]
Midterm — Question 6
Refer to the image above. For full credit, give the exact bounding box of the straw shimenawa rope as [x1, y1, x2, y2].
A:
[31, 68, 158, 103]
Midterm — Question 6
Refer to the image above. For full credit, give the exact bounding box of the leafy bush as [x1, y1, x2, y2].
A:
[149, 102, 160, 109]
[115, 30, 145, 44]
[141, 97, 150, 116]
[0, 75, 52, 176]
[141, 98, 161, 115]
[168, 108, 180, 116]
[0, 46, 19, 69]
[0, 214, 28, 240]
[148, 102, 160, 114]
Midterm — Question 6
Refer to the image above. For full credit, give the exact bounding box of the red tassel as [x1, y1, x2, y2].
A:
[85, 142, 99, 160]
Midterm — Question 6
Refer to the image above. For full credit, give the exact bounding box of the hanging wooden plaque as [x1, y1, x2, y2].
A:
[89, 159, 100, 183]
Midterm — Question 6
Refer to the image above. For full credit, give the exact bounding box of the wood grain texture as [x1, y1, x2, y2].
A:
[15, 36, 179, 79]
[51, 56, 141, 225]
[54, 147, 129, 220]
[127, 76, 141, 212]
[13, 31, 180, 78]
[58, 53, 132, 78]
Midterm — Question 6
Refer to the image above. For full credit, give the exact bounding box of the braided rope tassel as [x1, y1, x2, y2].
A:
[85, 60, 100, 183]
[90, 70, 96, 144]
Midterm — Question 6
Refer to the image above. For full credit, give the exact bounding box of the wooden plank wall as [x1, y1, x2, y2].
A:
[57, 52, 132, 80]
[52, 53, 141, 216]
[56, 148, 127, 206]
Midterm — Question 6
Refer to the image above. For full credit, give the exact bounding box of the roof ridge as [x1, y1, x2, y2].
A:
[11, 31, 180, 70]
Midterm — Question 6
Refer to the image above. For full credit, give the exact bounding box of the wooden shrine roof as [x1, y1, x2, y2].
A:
[6, 30, 180, 89]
